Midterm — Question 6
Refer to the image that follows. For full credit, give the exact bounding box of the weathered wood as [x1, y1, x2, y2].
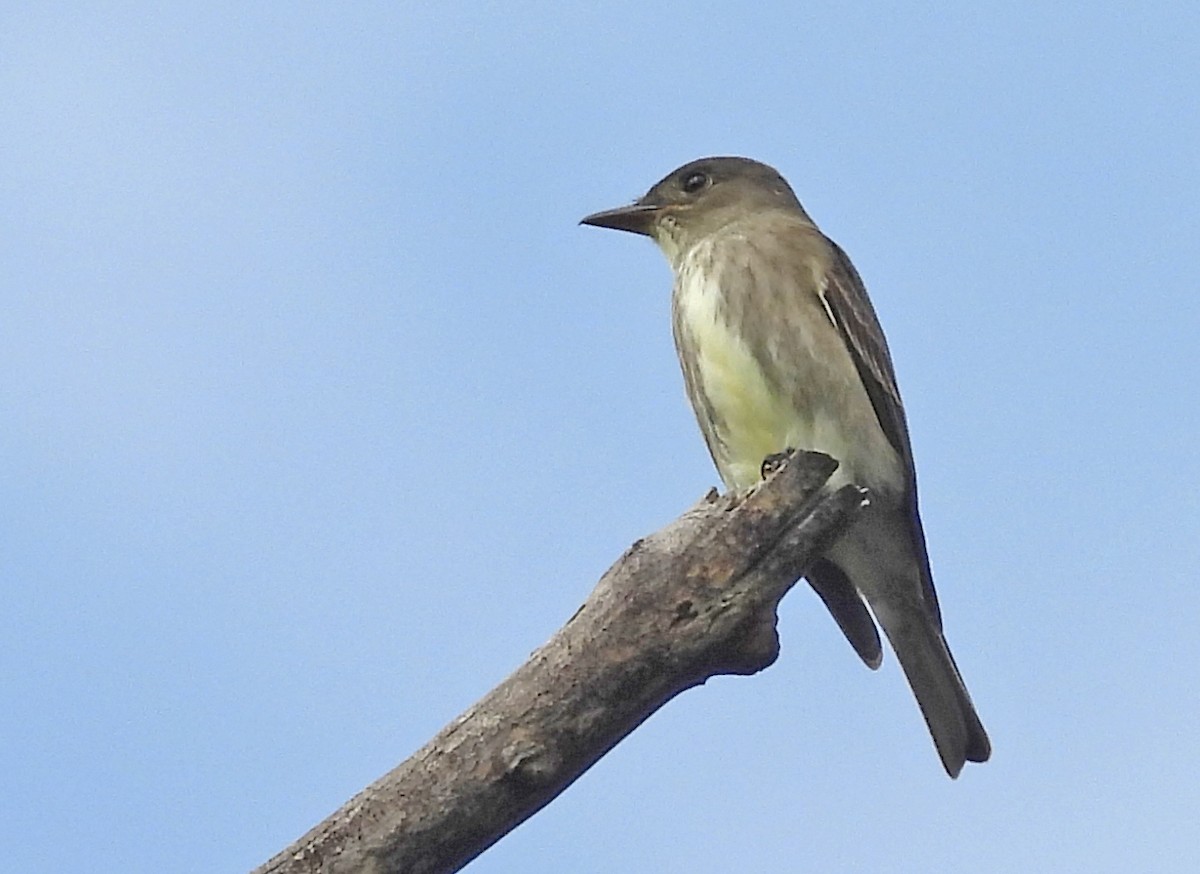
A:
[254, 451, 867, 874]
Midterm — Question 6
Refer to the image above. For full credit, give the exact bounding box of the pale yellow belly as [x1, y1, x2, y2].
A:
[690, 320, 807, 489]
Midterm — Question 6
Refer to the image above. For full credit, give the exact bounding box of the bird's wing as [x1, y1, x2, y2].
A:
[806, 558, 883, 668]
[820, 239, 943, 625]
[820, 241, 911, 461]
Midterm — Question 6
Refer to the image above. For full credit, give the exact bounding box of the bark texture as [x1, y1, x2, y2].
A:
[254, 451, 866, 874]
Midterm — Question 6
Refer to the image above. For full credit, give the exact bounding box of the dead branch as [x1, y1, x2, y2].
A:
[253, 451, 867, 874]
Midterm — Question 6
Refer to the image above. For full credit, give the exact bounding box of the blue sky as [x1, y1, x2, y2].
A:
[3, 3, 1198, 872]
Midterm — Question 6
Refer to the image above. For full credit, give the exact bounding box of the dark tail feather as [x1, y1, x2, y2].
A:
[873, 600, 991, 777]
[806, 559, 882, 669]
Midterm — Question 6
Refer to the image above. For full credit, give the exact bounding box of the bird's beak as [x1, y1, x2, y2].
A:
[579, 202, 661, 237]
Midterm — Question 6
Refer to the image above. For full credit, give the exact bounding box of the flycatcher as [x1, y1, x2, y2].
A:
[581, 156, 990, 776]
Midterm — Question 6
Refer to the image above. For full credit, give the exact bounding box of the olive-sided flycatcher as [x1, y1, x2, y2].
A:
[581, 156, 990, 777]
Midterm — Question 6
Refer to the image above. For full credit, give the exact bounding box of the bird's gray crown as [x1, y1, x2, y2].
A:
[639, 156, 804, 215]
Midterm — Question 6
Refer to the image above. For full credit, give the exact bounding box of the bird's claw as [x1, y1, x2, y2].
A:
[760, 448, 797, 479]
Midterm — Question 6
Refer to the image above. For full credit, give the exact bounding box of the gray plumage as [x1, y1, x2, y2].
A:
[582, 156, 990, 776]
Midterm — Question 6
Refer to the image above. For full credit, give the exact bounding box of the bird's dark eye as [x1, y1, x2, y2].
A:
[681, 171, 709, 194]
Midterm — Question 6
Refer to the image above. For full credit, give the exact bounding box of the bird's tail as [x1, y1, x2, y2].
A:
[873, 600, 991, 777]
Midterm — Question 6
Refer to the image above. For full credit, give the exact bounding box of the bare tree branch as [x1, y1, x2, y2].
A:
[253, 451, 867, 874]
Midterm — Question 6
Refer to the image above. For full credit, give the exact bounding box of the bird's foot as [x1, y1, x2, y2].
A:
[760, 448, 796, 479]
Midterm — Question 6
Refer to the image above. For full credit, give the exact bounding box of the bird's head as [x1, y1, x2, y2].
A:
[581, 156, 809, 265]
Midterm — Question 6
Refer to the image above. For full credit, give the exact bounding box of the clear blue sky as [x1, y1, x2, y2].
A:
[3, 4, 1197, 872]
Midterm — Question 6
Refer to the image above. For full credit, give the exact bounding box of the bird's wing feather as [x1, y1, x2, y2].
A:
[806, 558, 883, 668]
[821, 242, 911, 460]
[821, 239, 943, 625]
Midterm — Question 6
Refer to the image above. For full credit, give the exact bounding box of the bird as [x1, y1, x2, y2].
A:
[580, 156, 990, 776]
